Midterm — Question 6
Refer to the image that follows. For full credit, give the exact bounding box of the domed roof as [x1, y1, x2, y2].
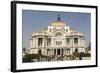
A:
[51, 21, 65, 27]
[51, 15, 66, 27]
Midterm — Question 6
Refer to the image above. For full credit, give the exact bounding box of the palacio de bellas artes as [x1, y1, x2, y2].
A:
[23, 15, 91, 62]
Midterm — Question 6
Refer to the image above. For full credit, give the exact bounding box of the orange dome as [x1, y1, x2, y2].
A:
[51, 14, 66, 27]
[51, 21, 65, 27]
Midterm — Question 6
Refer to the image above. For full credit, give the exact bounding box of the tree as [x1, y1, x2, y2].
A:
[85, 43, 91, 53]
[23, 47, 26, 53]
[23, 54, 33, 62]
[37, 49, 42, 61]
[38, 49, 42, 55]
[73, 48, 79, 57]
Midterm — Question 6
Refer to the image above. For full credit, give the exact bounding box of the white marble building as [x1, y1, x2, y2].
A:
[29, 15, 86, 57]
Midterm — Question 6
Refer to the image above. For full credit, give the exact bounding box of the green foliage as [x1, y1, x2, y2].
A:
[73, 52, 91, 57]
[79, 52, 91, 57]
[23, 54, 33, 62]
[73, 52, 80, 57]
[23, 53, 48, 62]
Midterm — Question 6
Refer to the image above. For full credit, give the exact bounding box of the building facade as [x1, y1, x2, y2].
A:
[29, 15, 86, 57]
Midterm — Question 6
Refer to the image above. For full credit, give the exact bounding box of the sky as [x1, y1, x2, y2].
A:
[22, 10, 91, 49]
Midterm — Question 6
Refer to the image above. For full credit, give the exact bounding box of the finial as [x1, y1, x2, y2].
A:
[57, 14, 61, 21]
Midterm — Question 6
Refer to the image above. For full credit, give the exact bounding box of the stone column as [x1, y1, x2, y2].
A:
[66, 48, 67, 55]
[81, 38, 83, 47]
[63, 37, 66, 46]
[50, 49, 51, 55]
[72, 37, 74, 55]
[30, 39, 32, 48]
[80, 37, 81, 47]
[70, 38, 72, 47]
[83, 38, 85, 47]
[65, 49, 67, 56]
[60, 49, 62, 55]
[56, 49, 57, 55]
[34, 38, 36, 47]
[33, 38, 36, 48]
[31, 39, 33, 48]
[63, 48, 64, 55]
[52, 49, 54, 55]
[62, 49, 64, 55]
[51, 49, 52, 55]
[79, 38, 80, 47]
[42, 37, 44, 47]
[36, 37, 38, 47]
[32, 39, 34, 48]
[64, 48, 66, 55]
[78, 37, 79, 47]
[44, 37, 46, 47]
[51, 37, 53, 47]
[80, 38, 81, 47]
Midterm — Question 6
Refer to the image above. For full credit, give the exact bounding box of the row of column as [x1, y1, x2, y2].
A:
[47, 48, 71, 56]
[66, 37, 85, 47]
[30, 37, 85, 48]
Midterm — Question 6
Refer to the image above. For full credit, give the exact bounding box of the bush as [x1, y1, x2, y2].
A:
[23, 54, 33, 62]
[73, 52, 91, 57]
[79, 52, 91, 57]
[23, 53, 48, 62]
[73, 52, 80, 57]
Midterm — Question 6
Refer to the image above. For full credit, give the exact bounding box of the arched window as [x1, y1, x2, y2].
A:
[47, 38, 51, 46]
[74, 38, 78, 45]
[54, 32, 63, 37]
[38, 38, 43, 46]
[66, 38, 70, 45]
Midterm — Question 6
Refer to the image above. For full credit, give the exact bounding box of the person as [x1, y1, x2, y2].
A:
[79, 53, 82, 60]
[61, 54, 64, 61]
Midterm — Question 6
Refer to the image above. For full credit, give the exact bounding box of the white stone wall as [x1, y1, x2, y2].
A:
[29, 24, 86, 55]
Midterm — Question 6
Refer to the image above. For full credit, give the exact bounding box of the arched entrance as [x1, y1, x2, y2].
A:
[57, 49, 60, 55]
[56, 49, 64, 55]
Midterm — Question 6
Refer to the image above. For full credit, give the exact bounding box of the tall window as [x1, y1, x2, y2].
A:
[38, 38, 43, 46]
[47, 38, 51, 46]
[66, 38, 70, 45]
[74, 38, 78, 45]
